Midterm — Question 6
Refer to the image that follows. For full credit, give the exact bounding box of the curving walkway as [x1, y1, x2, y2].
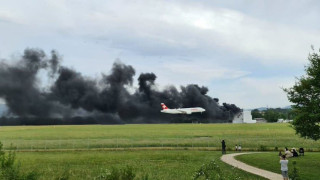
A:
[221, 152, 283, 180]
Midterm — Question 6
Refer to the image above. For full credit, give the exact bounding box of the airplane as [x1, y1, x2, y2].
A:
[160, 103, 206, 114]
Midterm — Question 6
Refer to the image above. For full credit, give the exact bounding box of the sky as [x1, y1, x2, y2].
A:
[0, 0, 319, 109]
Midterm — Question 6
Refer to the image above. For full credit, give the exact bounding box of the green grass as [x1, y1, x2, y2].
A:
[235, 152, 320, 180]
[16, 150, 265, 180]
[1, 123, 319, 179]
[0, 123, 320, 151]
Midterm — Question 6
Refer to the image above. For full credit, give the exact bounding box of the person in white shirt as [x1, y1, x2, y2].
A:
[238, 145, 242, 152]
[284, 147, 292, 158]
[280, 155, 289, 180]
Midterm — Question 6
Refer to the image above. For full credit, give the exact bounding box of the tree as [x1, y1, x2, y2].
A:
[251, 109, 263, 119]
[264, 109, 279, 122]
[284, 48, 320, 140]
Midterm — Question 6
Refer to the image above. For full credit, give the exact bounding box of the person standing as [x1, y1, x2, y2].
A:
[280, 155, 289, 180]
[238, 144, 242, 152]
[235, 144, 238, 151]
[221, 140, 226, 154]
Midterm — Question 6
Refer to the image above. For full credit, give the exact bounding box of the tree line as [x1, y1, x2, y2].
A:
[251, 108, 295, 123]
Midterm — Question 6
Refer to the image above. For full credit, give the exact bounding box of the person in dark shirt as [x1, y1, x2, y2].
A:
[299, 147, 304, 156]
[292, 148, 298, 157]
[221, 140, 226, 154]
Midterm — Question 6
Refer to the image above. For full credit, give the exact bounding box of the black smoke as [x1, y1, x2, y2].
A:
[0, 48, 240, 124]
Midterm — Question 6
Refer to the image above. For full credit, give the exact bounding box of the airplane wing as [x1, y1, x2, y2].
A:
[176, 109, 191, 114]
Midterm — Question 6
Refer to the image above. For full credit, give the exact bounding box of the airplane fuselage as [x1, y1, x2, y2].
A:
[161, 107, 205, 114]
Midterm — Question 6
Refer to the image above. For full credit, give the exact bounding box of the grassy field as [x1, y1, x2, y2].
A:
[0, 123, 320, 151]
[235, 152, 320, 180]
[15, 150, 266, 180]
[1, 123, 320, 179]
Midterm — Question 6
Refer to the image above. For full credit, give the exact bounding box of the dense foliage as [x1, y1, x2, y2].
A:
[284, 48, 320, 140]
[193, 160, 241, 180]
[251, 108, 295, 122]
[0, 142, 38, 180]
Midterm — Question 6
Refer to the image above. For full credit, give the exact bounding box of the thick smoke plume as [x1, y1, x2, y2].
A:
[0, 49, 240, 124]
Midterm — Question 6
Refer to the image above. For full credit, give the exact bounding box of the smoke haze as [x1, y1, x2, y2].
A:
[0, 49, 240, 124]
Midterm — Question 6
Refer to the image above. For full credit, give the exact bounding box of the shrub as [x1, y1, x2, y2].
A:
[0, 142, 39, 180]
[289, 161, 300, 180]
[193, 160, 241, 180]
[259, 145, 267, 151]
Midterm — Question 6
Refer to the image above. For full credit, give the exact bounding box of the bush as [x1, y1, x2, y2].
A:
[0, 142, 39, 180]
[259, 145, 267, 151]
[289, 161, 300, 180]
[193, 160, 241, 180]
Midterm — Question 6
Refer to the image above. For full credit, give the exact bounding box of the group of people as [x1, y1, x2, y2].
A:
[279, 147, 304, 158]
[220, 140, 242, 154]
[279, 147, 304, 180]
[235, 144, 242, 151]
[220, 141, 305, 180]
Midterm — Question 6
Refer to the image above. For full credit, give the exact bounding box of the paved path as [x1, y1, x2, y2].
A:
[221, 152, 283, 180]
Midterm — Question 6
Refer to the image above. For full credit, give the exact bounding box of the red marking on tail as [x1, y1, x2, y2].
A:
[161, 103, 168, 110]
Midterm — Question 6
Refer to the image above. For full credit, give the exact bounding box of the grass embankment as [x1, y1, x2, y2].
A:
[16, 150, 265, 180]
[1, 123, 320, 151]
[235, 152, 320, 180]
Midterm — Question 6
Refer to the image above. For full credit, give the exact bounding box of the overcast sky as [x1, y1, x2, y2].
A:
[1, 0, 320, 109]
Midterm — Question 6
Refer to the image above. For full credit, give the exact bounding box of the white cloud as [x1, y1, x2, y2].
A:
[1, 0, 318, 65]
[0, 0, 317, 109]
[159, 5, 319, 64]
[162, 61, 250, 82]
[212, 76, 295, 109]
[0, 10, 21, 24]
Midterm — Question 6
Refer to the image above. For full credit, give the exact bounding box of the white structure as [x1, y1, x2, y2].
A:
[278, 119, 293, 123]
[232, 110, 256, 123]
[243, 110, 256, 123]
[277, 119, 284, 123]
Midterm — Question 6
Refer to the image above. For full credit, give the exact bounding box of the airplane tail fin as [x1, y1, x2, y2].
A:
[161, 103, 169, 110]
